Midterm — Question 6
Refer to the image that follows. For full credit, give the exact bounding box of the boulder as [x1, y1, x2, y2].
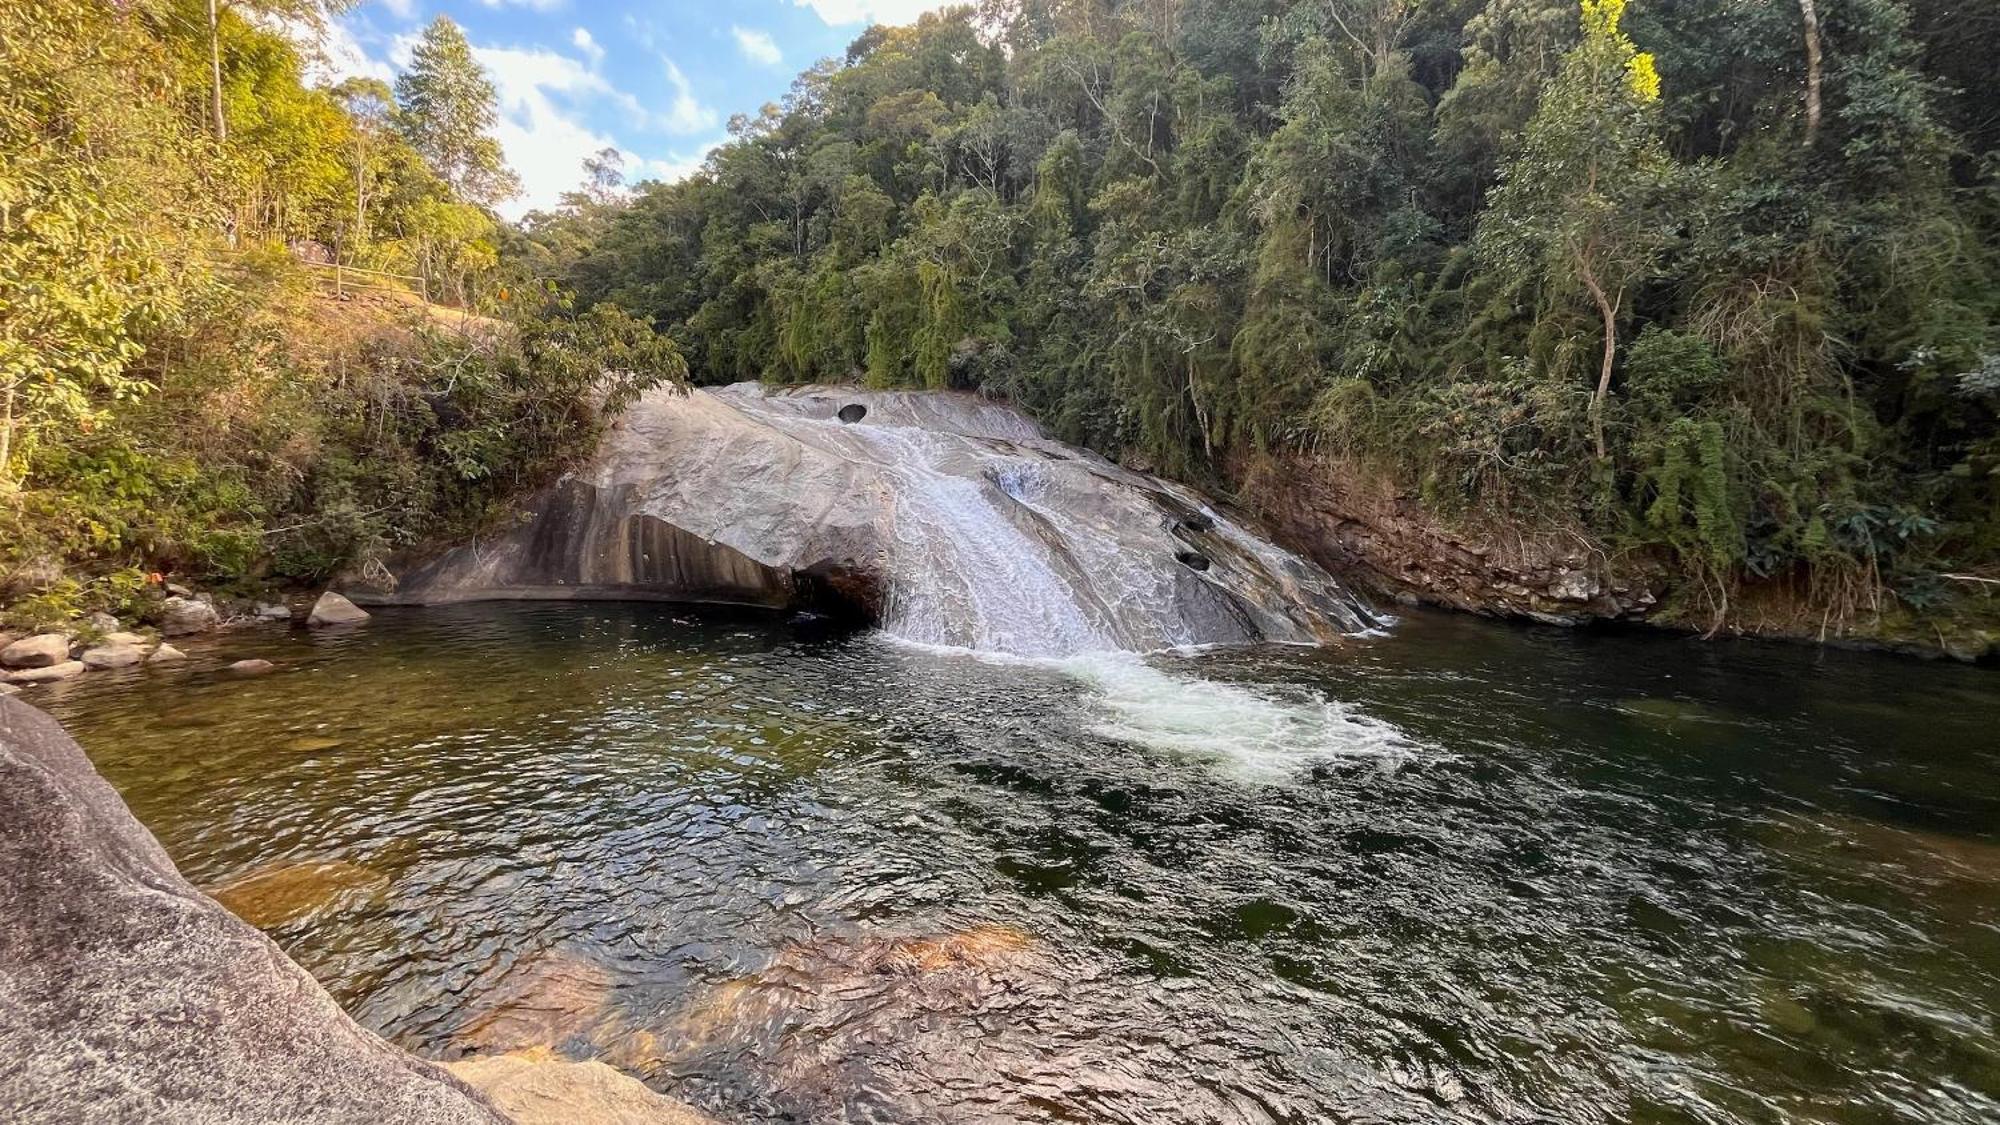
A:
[226, 659, 276, 676]
[0, 698, 507, 1123]
[2, 633, 72, 670]
[307, 591, 370, 628]
[83, 611, 120, 634]
[255, 602, 293, 621]
[363, 384, 1377, 657]
[147, 643, 188, 665]
[102, 630, 152, 648]
[161, 595, 220, 637]
[3, 661, 85, 685]
[445, 1050, 716, 1125]
[80, 645, 146, 671]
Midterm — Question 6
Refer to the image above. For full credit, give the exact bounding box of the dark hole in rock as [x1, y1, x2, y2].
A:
[1176, 513, 1216, 533]
[1175, 550, 1211, 573]
[837, 403, 868, 424]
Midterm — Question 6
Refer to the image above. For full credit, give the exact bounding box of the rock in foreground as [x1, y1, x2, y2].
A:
[0, 697, 506, 1123]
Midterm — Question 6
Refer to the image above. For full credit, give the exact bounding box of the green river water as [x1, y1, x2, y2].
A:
[36, 603, 2000, 1124]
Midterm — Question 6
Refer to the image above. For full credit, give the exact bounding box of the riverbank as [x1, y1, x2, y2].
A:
[1240, 451, 1999, 663]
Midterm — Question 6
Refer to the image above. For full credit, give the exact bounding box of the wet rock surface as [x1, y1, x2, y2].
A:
[0, 697, 505, 1124]
[354, 384, 1374, 655]
[446, 1050, 718, 1125]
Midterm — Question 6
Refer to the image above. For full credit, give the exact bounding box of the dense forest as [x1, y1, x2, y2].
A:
[2, 0, 680, 626]
[522, 0, 2000, 643]
[4, 0, 1997, 649]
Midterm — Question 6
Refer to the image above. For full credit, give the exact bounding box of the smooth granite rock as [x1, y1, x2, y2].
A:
[308, 591, 371, 627]
[445, 1050, 718, 1125]
[351, 383, 1375, 655]
[0, 697, 507, 1124]
[147, 643, 188, 665]
[2, 633, 72, 669]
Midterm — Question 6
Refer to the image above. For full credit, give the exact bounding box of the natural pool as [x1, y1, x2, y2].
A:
[37, 603, 2000, 1124]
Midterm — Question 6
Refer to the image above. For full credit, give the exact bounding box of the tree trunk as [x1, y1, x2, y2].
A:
[1, 380, 16, 492]
[1798, 0, 1822, 144]
[1584, 278, 1616, 458]
[207, 0, 227, 143]
[1578, 261, 1619, 461]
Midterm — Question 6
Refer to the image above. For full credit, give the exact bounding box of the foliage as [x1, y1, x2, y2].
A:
[524, 0, 1997, 633]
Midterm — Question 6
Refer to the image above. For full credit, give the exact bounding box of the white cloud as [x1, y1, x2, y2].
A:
[731, 26, 781, 66]
[571, 26, 603, 65]
[470, 44, 635, 217]
[640, 150, 714, 185]
[378, 0, 417, 19]
[292, 16, 395, 85]
[476, 0, 565, 11]
[791, 0, 950, 26]
[659, 58, 719, 135]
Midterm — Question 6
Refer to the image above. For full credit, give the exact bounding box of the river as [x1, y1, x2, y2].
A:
[35, 603, 2000, 1123]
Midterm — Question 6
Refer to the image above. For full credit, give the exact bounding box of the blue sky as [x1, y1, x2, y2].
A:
[315, 0, 949, 218]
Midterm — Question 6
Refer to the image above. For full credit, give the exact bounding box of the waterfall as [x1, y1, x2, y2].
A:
[723, 387, 1377, 659]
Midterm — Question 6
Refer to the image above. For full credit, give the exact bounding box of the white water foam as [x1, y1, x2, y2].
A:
[882, 637, 1409, 783]
[1057, 651, 1410, 783]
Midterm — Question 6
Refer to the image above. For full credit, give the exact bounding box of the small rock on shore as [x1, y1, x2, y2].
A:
[2, 634, 72, 670]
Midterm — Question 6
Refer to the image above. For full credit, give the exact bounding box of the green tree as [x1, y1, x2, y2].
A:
[395, 16, 519, 207]
[1478, 0, 1673, 459]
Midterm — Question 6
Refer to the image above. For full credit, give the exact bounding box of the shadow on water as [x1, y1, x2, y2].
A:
[37, 603, 2000, 1124]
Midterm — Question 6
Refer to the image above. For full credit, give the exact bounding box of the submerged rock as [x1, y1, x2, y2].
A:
[161, 595, 221, 636]
[1, 633, 71, 669]
[308, 591, 370, 627]
[207, 859, 391, 929]
[0, 697, 505, 1123]
[359, 384, 1376, 656]
[147, 643, 188, 664]
[453, 952, 616, 1055]
[445, 1048, 716, 1125]
[80, 644, 146, 670]
[227, 658, 277, 675]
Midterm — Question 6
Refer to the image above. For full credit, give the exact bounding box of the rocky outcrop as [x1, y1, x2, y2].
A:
[0, 697, 507, 1124]
[1244, 453, 1659, 626]
[351, 384, 1376, 656]
[308, 590, 371, 627]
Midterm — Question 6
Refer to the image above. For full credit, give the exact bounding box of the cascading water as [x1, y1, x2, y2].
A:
[715, 387, 1403, 780]
[377, 382, 1394, 778]
[719, 385, 1378, 660]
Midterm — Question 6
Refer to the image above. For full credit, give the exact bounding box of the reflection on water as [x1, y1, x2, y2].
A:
[37, 604, 2000, 1124]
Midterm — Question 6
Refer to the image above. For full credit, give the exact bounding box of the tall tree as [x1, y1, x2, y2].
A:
[1478, 0, 1672, 459]
[329, 77, 394, 248]
[394, 16, 519, 207]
